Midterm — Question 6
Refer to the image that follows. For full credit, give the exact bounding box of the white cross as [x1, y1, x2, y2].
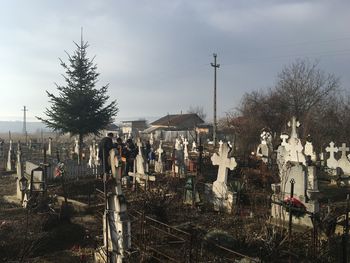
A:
[211, 144, 237, 184]
[338, 143, 349, 159]
[326, 141, 338, 169]
[183, 138, 189, 160]
[218, 140, 223, 153]
[288, 116, 300, 139]
[149, 133, 154, 146]
[136, 138, 142, 154]
[157, 141, 163, 162]
[280, 134, 289, 146]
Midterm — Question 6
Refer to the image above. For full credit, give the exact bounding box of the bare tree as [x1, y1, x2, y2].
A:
[225, 59, 342, 153]
[187, 106, 207, 121]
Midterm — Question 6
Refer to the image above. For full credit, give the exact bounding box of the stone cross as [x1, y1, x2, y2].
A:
[191, 141, 197, 152]
[149, 133, 154, 146]
[211, 143, 237, 184]
[280, 134, 289, 147]
[326, 141, 338, 169]
[175, 138, 182, 151]
[157, 141, 163, 162]
[288, 116, 300, 139]
[218, 140, 223, 153]
[339, 143, 349, 159]
[136, 138, 142, 154]
[74, 138, 79, 155]
[183, 138, 189, 160]
[47, 137, 52, 156]
[337, 143, 350, 174]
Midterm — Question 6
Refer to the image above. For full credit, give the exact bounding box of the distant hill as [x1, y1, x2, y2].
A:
[0, 121, 51, 133]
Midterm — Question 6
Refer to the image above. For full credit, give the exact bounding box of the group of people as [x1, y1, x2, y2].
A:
[98, 132, 138, 176]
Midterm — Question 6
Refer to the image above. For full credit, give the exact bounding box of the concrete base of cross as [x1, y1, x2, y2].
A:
[212, 181, 236, 214]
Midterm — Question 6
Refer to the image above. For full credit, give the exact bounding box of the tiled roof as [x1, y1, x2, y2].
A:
[151, 114, 204, 127]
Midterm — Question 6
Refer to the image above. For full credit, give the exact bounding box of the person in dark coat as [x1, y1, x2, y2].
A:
[99, 132, 114, 174]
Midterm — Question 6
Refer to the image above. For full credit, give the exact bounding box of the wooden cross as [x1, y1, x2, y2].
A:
[211, 143, 237, 184]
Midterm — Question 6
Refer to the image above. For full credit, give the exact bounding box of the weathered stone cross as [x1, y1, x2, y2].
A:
[211, 143, 237, 184]
[157, 141, 163, 162]
[280, 134, 289, 147]
[288, 116, 300, 139]
[338, 143, 349, 159]
[326, 141, 338, 169]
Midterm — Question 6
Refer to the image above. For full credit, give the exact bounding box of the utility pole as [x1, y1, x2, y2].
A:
[22, 106, 28, 143]
[211, 53, 220, 146]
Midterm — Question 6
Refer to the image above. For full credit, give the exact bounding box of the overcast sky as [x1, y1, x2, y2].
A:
[1, 0, 349, 123]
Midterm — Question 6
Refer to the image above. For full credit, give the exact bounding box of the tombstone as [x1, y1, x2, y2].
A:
[47, 137, 52, 156]
[183, 176, 200, 205]
[16, 147, 22, 177]
[337, 143, 350, 174]
[149, 133, 154, 146]
[326, 141, 338, 169]
[211, 143, 237, 213]
[95, 151, 131, 263]
[88, 145, 94, 168]
[74, 138, 79, 155]
[183, 138, 189, 160]
[173, 139, 185, 177]
[95, 143, 100, 165]
[191, 141, 197, 153]
[155, 141, 164, 173]
[304, 137, 316, 162]
[256, 130, 272, 164]
[218, 140, 223, 154]
[271, 118, 320, 228]
[6, 140, 13, 171]
[135, 138, 145, 175]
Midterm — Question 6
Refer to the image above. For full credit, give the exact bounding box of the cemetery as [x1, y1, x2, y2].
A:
[0, 114, 349, 263]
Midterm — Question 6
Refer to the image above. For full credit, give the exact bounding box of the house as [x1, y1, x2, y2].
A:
[144, 113, 204, 141]
[121, 120, 148, 135]
[102, 123, 120, 137]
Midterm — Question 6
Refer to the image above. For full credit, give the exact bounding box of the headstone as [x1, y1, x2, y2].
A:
[183, 138, 189, 160]
[149, 133, 154, 146]
[211, 143, 237, 213]
[6, 140, 13, 171]
[155, 141, 164, 173]
[284, 117, 306, 164]
[135, 138, 145, 175]
[256, 130, 272, 164]
[337, 143, 350, 174]
[304, 140, 316, 162]
[74, 138, 79, 155]
[326, 141, 338, 169]
[191, 141, 197, 153]
[218, 140, 223, 154]
[97, 151, 131, 262]
[47, 137, 52, 156]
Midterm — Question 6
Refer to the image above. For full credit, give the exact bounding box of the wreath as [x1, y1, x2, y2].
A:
[283, 196, 307, 218]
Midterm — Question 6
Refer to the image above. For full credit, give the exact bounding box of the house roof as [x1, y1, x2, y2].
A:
[151, 114, 204, 128]
[105, 123, 119, 131]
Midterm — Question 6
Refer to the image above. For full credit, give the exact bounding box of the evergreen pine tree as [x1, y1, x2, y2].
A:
[37, 38, 118, 161]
